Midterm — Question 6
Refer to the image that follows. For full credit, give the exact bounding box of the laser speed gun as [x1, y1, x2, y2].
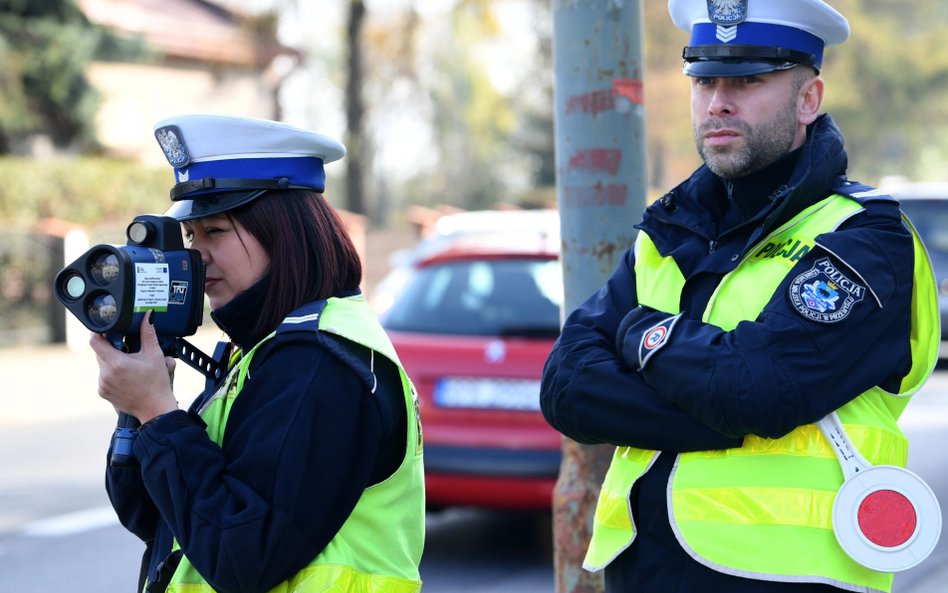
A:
[54, 214, 224, 466]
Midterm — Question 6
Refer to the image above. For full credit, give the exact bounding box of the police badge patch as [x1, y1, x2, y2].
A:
[707, 0, 748, 26]
[155, 125, 191, 168]
[638, 312, 683, 370]
[789, 258, 866, 323]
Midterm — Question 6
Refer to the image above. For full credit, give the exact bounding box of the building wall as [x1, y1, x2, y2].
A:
[87, 61, 278, 165]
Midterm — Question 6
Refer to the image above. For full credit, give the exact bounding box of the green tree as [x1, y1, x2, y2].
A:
[423, 2, 521, 210]
[353, 1, 528, 215]
[822, 0, 948, 182]
[0, 0, 104, 153]
[509, 0, 556, 198]
[282, 1, 564, 216]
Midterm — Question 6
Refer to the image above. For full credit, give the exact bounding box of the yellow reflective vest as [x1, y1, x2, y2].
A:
[164, 295, 425, 593]
[585, 193, 939, 593]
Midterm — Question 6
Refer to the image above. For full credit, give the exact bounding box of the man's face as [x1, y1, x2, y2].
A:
[691, 68, 808, 179]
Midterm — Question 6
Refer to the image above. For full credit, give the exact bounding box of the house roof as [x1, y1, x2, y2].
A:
[77, 0, 296, 67]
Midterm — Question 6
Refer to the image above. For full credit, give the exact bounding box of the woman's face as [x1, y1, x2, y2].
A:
[182, 214, 270, 310]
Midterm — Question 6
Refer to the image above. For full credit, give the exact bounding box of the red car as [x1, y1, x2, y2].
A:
[378, 231, 563, 510]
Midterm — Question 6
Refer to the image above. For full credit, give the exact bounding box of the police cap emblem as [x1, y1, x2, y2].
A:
[155, 125, 191, 168]
[707, 0, 748, 26]
[789, 257, 866, 323]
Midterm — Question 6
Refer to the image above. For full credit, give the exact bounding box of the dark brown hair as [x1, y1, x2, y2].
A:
[227, 189, 362, 338]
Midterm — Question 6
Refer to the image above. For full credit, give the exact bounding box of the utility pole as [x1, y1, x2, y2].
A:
[550, 2, 647, 592]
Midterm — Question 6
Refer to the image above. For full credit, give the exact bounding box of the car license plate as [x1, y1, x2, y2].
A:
[433, 377, 542, 411]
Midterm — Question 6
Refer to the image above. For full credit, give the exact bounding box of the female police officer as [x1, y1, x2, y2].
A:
[90, 114, 424, 593]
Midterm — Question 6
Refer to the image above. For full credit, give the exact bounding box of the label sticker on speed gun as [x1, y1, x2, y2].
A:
[133, 263, 170, 312]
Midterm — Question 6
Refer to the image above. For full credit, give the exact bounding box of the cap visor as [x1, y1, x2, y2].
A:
[164, 189, 267, 221]
[683, 60, 800, 77]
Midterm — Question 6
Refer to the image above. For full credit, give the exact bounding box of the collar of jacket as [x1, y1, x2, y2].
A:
[642, 113, 848, 244]
[210, 278, 365, 352]
[210, 273, 272, 350]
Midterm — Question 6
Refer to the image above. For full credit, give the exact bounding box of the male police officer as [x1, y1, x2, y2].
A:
[540, 1, 939, 592]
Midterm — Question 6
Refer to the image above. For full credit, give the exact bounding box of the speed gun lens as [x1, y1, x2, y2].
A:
[91, 253, 120, 285]
[88, 293, 118, 326]
[127, 221, 151, 245]
[64, 274, 86, 299]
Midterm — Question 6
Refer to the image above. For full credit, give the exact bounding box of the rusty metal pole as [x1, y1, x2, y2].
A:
[550, 1, 647, 592]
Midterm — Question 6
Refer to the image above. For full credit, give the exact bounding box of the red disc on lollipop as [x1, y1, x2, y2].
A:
[857, 489, 917, 548]
[833, 466, 941, 572]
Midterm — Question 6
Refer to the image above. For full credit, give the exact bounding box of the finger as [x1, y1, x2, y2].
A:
[89, 331, 117, 362]
[139, 310, 163, 354]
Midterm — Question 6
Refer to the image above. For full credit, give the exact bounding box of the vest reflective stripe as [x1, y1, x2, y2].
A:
[166, 566, 420, 593]
[585, 194, 939, 593]
[164, 295, 424, 593]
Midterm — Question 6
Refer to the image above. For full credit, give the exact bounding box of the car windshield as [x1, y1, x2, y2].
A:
[900, 199, 948, 261]
[382, 258, 563, 337]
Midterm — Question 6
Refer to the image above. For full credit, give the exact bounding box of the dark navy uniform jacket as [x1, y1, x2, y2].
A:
[105, 279, 407, 593]
[540, 114, 916, 593]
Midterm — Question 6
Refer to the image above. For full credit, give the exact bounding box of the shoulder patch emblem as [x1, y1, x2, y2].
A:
[789, 258, 866, 323]
[638, 313, 683, 370]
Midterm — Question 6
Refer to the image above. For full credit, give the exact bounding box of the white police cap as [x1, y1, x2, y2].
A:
[669, 0, 850, 77]
[153, 114, 346, 221]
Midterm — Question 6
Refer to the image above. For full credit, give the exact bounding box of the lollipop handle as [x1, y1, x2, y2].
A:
[816, 412, 872, 479]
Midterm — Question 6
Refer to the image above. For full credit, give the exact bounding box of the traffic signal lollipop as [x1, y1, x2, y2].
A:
[818, 412, 941, 572]
[55, 214, 223, 466]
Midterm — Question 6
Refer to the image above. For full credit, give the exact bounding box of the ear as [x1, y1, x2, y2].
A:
[798, 75, 824, 126]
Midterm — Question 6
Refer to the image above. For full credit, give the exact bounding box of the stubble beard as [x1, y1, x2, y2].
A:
[694, 97, 799, 179]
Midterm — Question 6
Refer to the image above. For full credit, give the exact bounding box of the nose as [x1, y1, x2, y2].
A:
[187, 236, 210, 264]
[707, 82, 734, 116]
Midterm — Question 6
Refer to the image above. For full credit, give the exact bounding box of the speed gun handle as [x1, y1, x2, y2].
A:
[108, 334, 142, 467]
[111, 412, 142, 467]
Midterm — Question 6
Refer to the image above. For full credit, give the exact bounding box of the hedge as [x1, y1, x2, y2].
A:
[0, 156, 172, 228]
